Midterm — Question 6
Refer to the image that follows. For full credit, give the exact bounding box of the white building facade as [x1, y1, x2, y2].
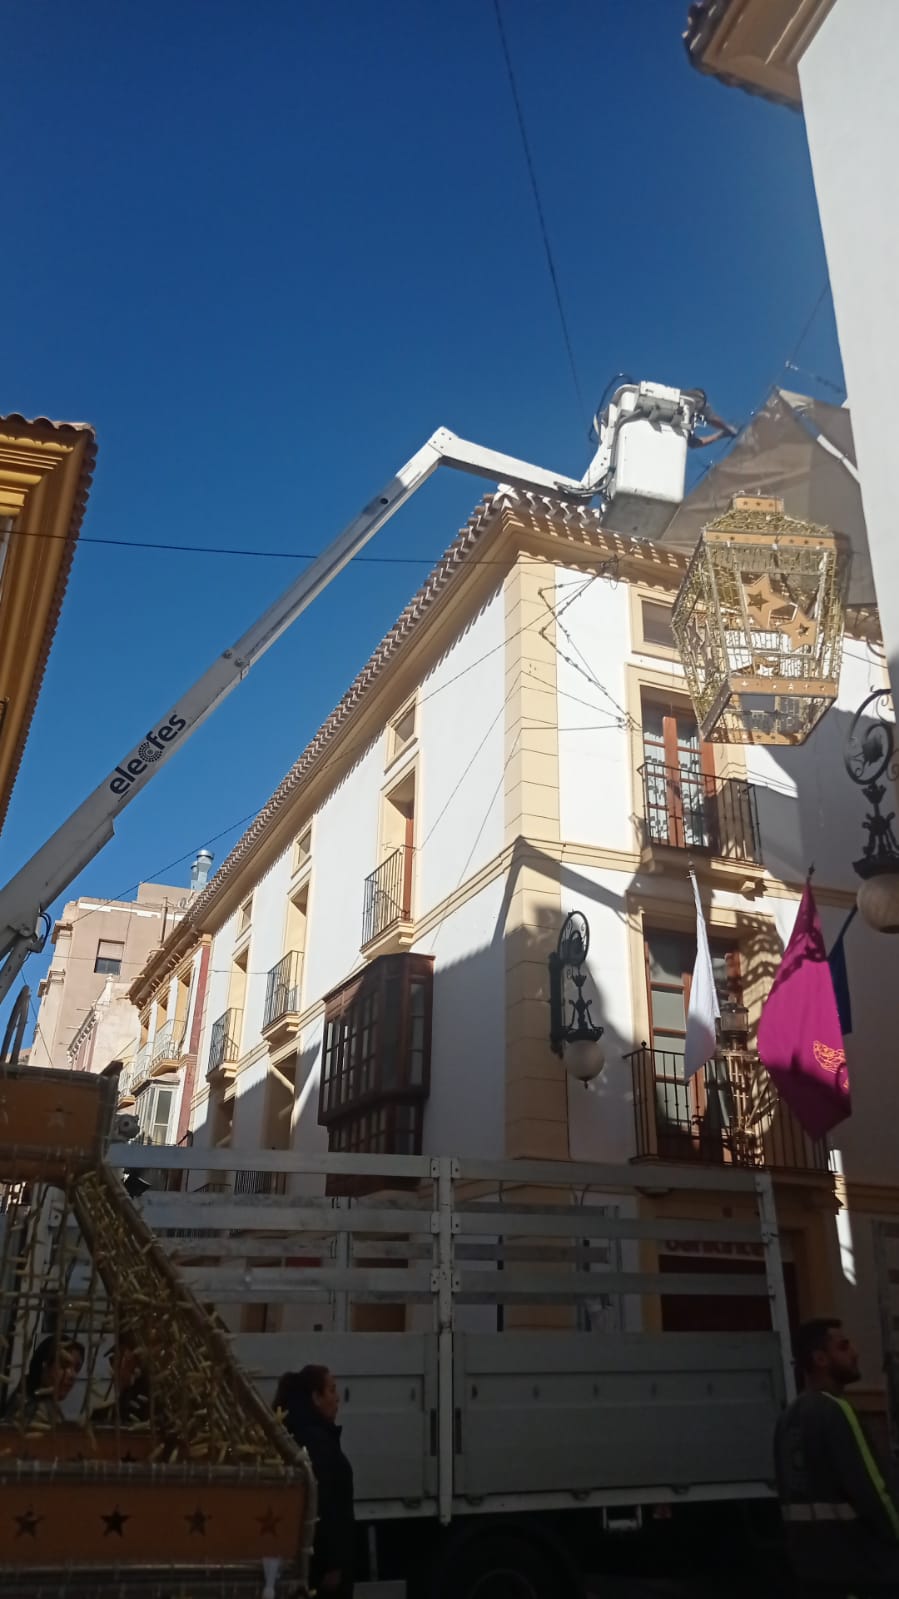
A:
[128, 486, 894, 1412]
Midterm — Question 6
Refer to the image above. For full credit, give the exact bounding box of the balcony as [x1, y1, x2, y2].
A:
[119, 1043, 152, 1101]
[233, 1169, 287, 1197]
[629, 1044, 828, 1175]
[362, 846, 413, 949]
[262, 950, 303, 1045]
[639, 759, 761, 865]
[207, 1009, 243, 1080]
[151, 1020, 187, 1073]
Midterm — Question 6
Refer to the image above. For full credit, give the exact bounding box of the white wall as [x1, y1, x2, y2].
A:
[229, 1051, 270, 1147]
[303, 741, 382, 1001]
[417, 589, 505, 914]
[800, 0, 899, 705]
[556, 575, 634, 851]
[745, 642, 887, 893]
[416, 876, 506, 1158]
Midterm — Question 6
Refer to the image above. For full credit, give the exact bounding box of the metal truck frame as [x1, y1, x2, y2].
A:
[110, 1140, 795, 1597]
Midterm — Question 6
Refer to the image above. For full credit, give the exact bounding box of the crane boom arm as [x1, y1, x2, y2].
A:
[0, 427, 594, 1003]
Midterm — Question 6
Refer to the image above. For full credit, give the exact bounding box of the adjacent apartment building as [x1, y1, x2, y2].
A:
[133, 400, 895, 1428]
[31, 880, 193, 1074]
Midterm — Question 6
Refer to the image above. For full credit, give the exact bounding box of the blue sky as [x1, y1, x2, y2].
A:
[1, 1, 841, 1030]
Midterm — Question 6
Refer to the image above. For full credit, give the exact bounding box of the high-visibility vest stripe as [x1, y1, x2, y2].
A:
[825, 1393, 899, 1542]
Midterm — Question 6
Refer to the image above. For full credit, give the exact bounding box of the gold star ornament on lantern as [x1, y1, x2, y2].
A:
[671, 495, 848, 745]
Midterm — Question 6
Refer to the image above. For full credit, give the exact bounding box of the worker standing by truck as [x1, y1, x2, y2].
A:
[275, 1365, 356, 1598]
[775, 1318, 899, 1595]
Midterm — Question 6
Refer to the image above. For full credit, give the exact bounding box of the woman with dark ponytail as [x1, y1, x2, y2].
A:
[274, 1365, 355, 1597]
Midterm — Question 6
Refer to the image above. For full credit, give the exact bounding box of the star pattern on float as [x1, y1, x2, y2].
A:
[14, 1508, 42, 1539]
[101, 1505, 130, 1537]
[185, 1507, 210, 1535]
[257, 1507, 281, 1536]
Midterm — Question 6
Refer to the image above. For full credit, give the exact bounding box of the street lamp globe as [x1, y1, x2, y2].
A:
[563, 1034, 606, 1084]
[844, 689, 899, 934]
[857, 872, 899, 935]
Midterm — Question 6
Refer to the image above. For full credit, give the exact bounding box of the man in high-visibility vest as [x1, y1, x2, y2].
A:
[775, 1318, 899, 1596]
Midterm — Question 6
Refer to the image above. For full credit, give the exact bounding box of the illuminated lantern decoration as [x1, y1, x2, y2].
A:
[672, 495, 847, 745]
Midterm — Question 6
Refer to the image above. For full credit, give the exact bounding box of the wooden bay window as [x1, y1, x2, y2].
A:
[319, 952, 433, 1193]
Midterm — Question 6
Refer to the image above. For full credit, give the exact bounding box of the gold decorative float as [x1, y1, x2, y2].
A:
[672, 495, 847, 745]
[0, 1066, 314, 1594]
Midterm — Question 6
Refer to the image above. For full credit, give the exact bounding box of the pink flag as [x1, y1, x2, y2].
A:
[758, 882, 850, 1139]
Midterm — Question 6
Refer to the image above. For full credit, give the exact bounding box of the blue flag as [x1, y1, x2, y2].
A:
[828, 908, 857, 1038]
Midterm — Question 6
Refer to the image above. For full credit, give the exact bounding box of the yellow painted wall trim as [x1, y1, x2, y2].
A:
[844, 1181, 899, 1216]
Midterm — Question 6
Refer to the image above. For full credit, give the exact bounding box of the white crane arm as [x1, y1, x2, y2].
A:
[0, 427, 595, 1003]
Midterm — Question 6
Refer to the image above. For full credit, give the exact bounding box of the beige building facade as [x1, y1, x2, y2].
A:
[31, 882, 189, 1071]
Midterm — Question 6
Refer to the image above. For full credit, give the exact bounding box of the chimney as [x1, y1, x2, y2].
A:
[191, 849, 214, 891]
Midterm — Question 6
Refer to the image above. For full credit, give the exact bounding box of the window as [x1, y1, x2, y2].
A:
[644, 928, 742, 1161]
[641, 698, 716, 851]
[294, 827, 312, 873]
[319, 953, 433, 1187]
[175, 966, 193, 1031]
[388, 700, 416, 764]
[136, 1082, 176, 1146]
[641, 600, 676, 649]
[94, 939, 124, 976]
[238, 897, 253, 936]
[363, 771, 416, 944]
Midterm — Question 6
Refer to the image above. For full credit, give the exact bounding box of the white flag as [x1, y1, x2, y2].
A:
[684, 871, 720, 1081]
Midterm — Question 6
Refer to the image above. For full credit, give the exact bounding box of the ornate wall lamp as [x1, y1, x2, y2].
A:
[548, 913, 606, 1083]
[844, 689, 899, 932]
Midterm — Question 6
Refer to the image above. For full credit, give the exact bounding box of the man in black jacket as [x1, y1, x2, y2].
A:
[775, 1318, 899, 1596]
[274, 1364, 355, 1597]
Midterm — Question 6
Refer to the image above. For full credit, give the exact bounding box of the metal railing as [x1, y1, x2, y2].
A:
[362, 846, 411, 945]
[629, 1044, 828, 1173]
[639, 759, 761, 861]
[108, 1141, 796, 1526]
[208, 1009, 243, 1074]
[120, 1043, 152, 1098]
[263, 951, 303, 1030]
[151, 1020, 187, 1068]
[233, 1169, 288, 1196]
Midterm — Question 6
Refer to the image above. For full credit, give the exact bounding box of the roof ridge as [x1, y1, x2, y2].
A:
[146, 485, 663, 955]
[179, 489, 507, 929]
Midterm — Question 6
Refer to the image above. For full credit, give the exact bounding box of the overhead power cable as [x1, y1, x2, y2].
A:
[492, 0, 588, 428]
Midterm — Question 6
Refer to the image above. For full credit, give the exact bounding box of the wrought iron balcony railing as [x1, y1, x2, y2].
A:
[362, 846, 412, 946]
[639, 759, 761, 861]
[151, 1020, 187, 1068]
[208, 1009, 243, 1075]
[233, 1169, 288, 1197]
[263, 951, 303, 1031]
[120, 1043, 152, 1098]
[628, 1044, 828, 1174]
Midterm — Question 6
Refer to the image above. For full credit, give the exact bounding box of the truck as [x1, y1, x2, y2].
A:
[111, 1137, 797, 1599]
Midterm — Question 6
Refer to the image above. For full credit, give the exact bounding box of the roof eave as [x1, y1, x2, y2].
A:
[0, 417, 97, 832]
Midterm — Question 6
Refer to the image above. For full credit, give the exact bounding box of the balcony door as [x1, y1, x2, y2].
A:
[644, 929, 741, 1162]
[642, 699, 717, 851]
